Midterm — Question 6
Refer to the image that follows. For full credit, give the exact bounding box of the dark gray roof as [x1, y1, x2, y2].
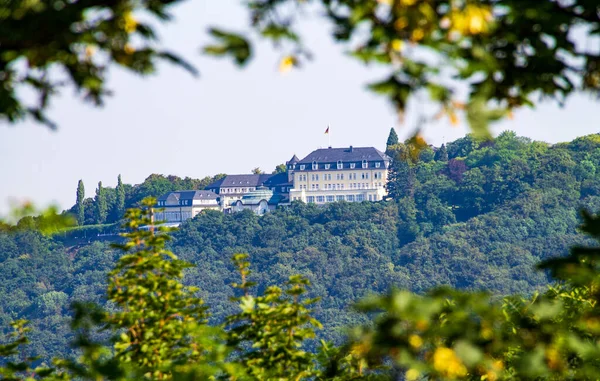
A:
[286, 154, 300, 165]
[157, 190, 218, 201]
[262, 172, 291, 187]
[298, 146, 390, 164]
[206, 174, 274, 189]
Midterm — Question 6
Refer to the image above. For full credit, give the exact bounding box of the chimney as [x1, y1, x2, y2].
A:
[349, 145, 353, 152]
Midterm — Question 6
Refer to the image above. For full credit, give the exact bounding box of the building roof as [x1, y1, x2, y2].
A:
[298, 146, 390, 164]
[262, 172, 292, 187]
[286, 154, 300, 165]
[206, 174, 274, 189]
[157, 190, 218, 202]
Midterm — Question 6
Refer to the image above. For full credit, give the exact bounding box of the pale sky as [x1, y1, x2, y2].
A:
[1, 0, 598, 214]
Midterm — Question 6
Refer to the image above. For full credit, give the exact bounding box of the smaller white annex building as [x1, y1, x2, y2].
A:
[154, 190, 220, 225]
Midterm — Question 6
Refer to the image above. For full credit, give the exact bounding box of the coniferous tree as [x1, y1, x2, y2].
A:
[385, 143, 415, 200]
[95, 182, 108, 224]
[76, 180, 85, 226]
[386, 128, 399, 154]
[396, 159, 416, 197]
[435, 143, 449, 162]
[115, 175, 125, 220]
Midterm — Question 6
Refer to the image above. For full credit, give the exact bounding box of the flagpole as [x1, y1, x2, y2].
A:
[328, 124, 331, 147]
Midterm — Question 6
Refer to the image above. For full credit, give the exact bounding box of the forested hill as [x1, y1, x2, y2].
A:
[2, 132, 600, 361]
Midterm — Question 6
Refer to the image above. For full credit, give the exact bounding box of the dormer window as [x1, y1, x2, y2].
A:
[300, 165, 305, 170]
[312, 161, 318, 170]
[375, 162, 381, 168]
[324, 164, 330, 170]
[337, 160, 343, 169]
[362, 160, 368, 169]
[350, 163, 356, 169]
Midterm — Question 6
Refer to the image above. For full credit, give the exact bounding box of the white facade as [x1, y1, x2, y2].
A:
[289, 168, 388, 204]
[155, 191, 220, 223]
[288, 147, 390, 204]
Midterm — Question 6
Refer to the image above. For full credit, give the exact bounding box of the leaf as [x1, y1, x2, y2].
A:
[203, 28, 252, 66]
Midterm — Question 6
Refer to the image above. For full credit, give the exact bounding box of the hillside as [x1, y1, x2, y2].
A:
[1, 132, 600, 361]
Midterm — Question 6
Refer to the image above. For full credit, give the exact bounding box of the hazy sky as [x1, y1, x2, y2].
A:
[1, 0, 598, 214]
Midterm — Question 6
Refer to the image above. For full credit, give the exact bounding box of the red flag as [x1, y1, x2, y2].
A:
[324, 126, 329, 134]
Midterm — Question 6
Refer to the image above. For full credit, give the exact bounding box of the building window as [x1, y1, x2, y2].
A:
[307, 196, 315, 203]
[325, 164, 330, 170]
[337, 160, 343, 169]
[350, 163, 356, 169]
[336, 195, 345, 201]
[316, 196, 325, 203]
[375, 162, 381, 168]
[281, 187, 285, 192]
[356, 194, 365, 202]
[362, 160, 368, 168]
[326, 195, 335, 202]
[366, 173, 369, 179]
[361, 173, 365, 179]
[346, 195, 355, 202]
[312, 161, 318, 170]
[300, 165, 305, 170]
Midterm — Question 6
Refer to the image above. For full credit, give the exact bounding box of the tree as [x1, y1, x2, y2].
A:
[273, 164, 287, 174]
[76, 180, 85, 226]
[386, 127, 399, 150]
[434, 144, 449, 162]
[4, 1, 600, 136]
[106, 198, 210, 378]
[251, 167, 264, 175]
[94, 182, 107, 224]
[0, 0, 196, 129]
[115, 174, 125, 220]
[397, 196, 420, 244]
[385, 143, 415, 199]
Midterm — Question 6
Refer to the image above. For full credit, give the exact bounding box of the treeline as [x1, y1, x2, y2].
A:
[68, 173, 226, 226]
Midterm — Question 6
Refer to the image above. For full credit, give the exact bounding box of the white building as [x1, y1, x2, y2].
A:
[288, 146, 390, 204]
[154, 190, 220, 225]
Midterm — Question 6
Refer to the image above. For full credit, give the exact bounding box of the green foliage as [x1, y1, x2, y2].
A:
[115, 175, 126, 221]
[66, 173, 226, 226]
[94, 182, 107, 225]
[2, 133, 600, 366]
[434, 143, 448, 162]
[273, 164, 287, 174]
[203, 28, 252, 66]
[4, 1, 600, 135]
[385, 128, 399, 149]
[205, 0, 600, 134]
[226, 254, 322, 380]
[76, 180, 85, 227]
[4, 193, 600, 380]
[106, 198, 209, 378]
[345, 208, 600, 381]
[0, 0, 196, 128]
